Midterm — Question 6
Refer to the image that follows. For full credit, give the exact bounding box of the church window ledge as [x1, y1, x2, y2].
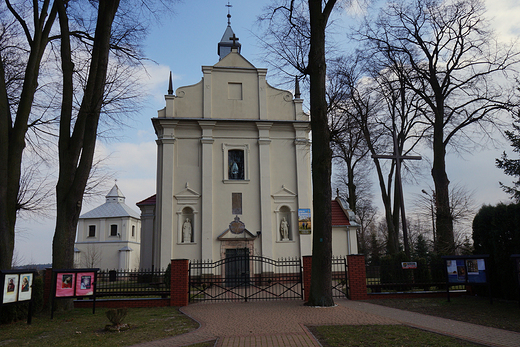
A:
[223, 179, 250, 184]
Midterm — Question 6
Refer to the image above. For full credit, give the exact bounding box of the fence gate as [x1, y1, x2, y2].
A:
[332, 256, 349, 298]
[189, 256, 302, 302]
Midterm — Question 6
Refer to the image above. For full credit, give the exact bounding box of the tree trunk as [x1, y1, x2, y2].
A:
[52, 0, 120, 273]
[306, 0, 336, 307]
[0, 1, 57, 269]
[432, 110, 454, 254]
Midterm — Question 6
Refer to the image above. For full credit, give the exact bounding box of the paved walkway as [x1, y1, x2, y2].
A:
[133, 298, 520, 347]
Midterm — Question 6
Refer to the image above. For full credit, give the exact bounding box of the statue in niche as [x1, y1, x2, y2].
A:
[182, 218, 192, 243]
[230, 160, 239, 179]
[280, 217, 289, 240]
[228, 149, 244, 180]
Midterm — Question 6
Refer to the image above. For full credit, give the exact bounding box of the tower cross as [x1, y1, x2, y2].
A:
[226, 2, 232, 25]
[229, 33, 239, 47]
[372, 129, 421, 257]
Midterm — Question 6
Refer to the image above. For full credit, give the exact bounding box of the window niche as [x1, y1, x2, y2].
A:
[277, 206, 293, 242]
[88, 225, 96, 238]
[222, 144, 249, 183]
[179, 207, 195, 244]
[110, 224, 118, 237]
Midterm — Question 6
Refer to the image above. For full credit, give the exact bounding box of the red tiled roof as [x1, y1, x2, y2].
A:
[136, 194, 156, 206]
[331, 199, 350, 226]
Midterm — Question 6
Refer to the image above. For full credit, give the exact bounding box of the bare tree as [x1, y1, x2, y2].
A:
[358, 0, 520, 254]
[1, 0, 167, 273]
[81, 244, 102, 268]
[0, 0, 59, 269]
[414, 183, 476, 253]
[329, 57, 372, 214]
[336, 54, 426, 256]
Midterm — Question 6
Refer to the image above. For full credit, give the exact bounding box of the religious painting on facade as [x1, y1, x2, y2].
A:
[76, 272, 95, 296]
[298, 208, 311, 234]
[2, 274, 18, 303]
[56, 273, 75, 297]
[18, 273, 33, 301]
[228, 150, 244, 180]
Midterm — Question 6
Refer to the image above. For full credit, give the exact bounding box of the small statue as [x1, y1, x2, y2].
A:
[182, 218, 192, 243]
[230, 161, 239, 179]
[280, 217, 289, 240]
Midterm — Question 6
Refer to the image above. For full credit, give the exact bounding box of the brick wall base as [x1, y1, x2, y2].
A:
[74, 298, 170, 309]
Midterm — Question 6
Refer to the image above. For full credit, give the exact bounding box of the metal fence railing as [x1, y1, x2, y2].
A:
[189, 256, 302, 302]
[95, 268, 169, 298]
[332, 256, 349, 298]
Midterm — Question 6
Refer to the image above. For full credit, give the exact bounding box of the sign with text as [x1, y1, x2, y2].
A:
[401, 262, 417, 269]
[298, 209, 311, 234]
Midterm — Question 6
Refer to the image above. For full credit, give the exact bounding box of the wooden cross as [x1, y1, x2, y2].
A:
[372, 129, 421, 257]
[229, 33, 239, 47]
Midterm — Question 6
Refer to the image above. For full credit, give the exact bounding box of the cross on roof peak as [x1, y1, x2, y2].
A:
[229, 33, 239, 47]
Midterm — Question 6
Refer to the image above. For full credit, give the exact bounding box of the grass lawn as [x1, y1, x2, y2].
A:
[0, 307, 213, 347]
[363, 296, 520, 332]
[309, 325, 482, 347]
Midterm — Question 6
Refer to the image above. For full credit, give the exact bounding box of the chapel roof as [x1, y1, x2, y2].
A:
[79, 184, 140, 219]
[136, 194, 156, 206]
[332, 199, 351, 227]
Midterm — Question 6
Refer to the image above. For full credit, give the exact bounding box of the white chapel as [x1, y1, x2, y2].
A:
[138, 18, 358, 269]
[74, 184, 141, 270]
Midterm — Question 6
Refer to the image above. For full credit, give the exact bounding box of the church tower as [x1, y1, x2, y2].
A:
[217, 6, 241, 60]
[149, 14, 312, 269]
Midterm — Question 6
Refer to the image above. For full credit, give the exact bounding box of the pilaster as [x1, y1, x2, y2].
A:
[202, 66, 213, 119]
[156, 121, 178, 268]
[257, 122, 273, 259]
[293, 122, 312, 256]
[257, 69, 268, 120]
[199, 121, 217, 260]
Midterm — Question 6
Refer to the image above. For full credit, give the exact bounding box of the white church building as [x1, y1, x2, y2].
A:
[74, 184, 141, 270]
[138, 18, 359, 270]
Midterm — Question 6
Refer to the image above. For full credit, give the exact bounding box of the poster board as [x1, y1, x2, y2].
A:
[0, 270, 38, 324]
[55, 272, 75, 297]
[2, 274, 19, 304]
[442, 255, 491, 303]
[18, 273, 33, 302]
[76, 272, 95, 296]
[51, 268, 99, 318]
[298, 208, 311, 234]
[445, 257, 487, 284]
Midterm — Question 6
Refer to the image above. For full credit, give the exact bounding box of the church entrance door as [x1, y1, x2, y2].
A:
[225, 248, 250, 287]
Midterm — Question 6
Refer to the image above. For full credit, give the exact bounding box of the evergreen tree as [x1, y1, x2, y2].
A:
[496, 114, 520, 202]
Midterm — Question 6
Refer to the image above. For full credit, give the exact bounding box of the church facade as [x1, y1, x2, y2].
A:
[140, 22, 358, 270]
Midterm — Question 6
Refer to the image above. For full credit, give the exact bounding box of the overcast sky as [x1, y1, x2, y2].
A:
[13, 0, 520, 265]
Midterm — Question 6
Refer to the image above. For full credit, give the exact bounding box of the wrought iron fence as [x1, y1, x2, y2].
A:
[366, 261, 464, 293]
[95, 268, 169, 298]
[189, 256, 302, 302]
[332, 256, 349, 298]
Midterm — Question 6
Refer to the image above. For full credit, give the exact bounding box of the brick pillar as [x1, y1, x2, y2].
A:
[170, 259, 189, 307]
[43, 268, 53, 309]
[347, 255, 369, 300]
[303, 256, 312, 302]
